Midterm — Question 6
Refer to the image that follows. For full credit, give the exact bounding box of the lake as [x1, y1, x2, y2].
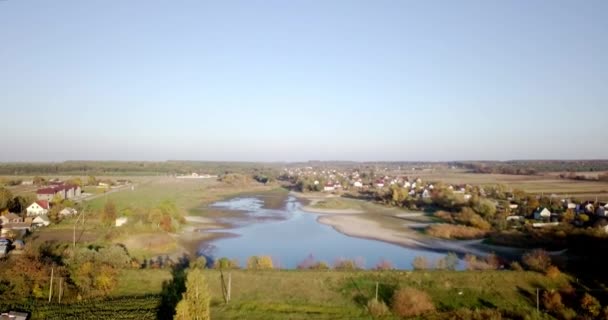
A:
[199, 195, 458, 269]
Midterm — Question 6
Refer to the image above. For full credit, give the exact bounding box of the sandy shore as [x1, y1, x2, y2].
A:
[300, 206, 364, 214]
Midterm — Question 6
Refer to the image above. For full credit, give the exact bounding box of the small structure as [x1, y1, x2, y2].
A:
[32, 215, 51, 227]
[0, 311, 29, 320]
[352, 181, 363, 188]
[115, 217, 128, 227]
[323, 183, 335, 192]
[60, 207, 78, 217]
[421, 189, 431, 199]
[26, 200, 49, 216]
[0, 213, 23, 224]
[374, 180, 385, 188]
[534, 207, 552, 220]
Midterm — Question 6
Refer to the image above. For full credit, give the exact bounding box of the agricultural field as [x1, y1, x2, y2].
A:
[409, 169, 608, 201]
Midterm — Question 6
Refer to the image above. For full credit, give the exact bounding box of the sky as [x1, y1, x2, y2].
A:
[0, 0, 607, 162]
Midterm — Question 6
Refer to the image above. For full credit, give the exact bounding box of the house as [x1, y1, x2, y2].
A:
[403, 181, 411, 188]
[421, 189, 431, 199]
[36, 184, 81, 201]
[115, 217, 128, 227]
[32, 215, 51, 227]
[509, 203, 519, 210]
[323, 183, 335, 192]
[60, 207, 77, 217]
[596, 204, 608, 217]
[375, 180, 385, 188]
[26, 200, 49, 216]
[353, 181, 363, 188]
[463, 194, 472, 201]
[0, 213, 23, 225]
[534, 208, 552, 220]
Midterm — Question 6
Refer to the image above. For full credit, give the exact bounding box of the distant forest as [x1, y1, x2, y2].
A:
[0, 161, 277, 176]
[0, 160, 607, 177]
[453, 160, 608, 175]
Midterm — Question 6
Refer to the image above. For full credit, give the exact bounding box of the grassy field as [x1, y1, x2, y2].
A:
[105, 269, 567, 319]
[407, 169, 608, 201]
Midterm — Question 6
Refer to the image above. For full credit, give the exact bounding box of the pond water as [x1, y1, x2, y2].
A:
[199, 196, 457, 269]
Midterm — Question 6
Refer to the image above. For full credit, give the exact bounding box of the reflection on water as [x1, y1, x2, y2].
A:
[201, 196, 459, 269]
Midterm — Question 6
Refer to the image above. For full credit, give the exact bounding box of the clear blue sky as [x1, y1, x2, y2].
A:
[1, 0, 606, 162]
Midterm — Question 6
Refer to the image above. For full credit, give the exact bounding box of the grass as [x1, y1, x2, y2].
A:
[105, 269, 569, 319]
[312, 197, 364, 210]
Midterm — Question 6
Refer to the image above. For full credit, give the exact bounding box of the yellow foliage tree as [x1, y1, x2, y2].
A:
[173, 268, 211, 320]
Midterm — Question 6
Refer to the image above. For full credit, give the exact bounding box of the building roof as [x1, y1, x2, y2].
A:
[35, 200, 49, 209]
[36, 184, 78, 195]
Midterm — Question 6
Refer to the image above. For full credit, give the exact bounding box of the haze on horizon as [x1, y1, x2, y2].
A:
[1, 0, 606, 162]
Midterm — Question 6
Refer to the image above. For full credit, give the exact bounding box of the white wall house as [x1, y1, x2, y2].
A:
[60, 208, 78, 217]
[33, 215, 51, 227]
[534, 208, 552, 220]
[115, 217, 128, 227]
[26, 201, 49, 216]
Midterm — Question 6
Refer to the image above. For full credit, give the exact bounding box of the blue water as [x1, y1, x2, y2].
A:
[200, 196, 454, 269]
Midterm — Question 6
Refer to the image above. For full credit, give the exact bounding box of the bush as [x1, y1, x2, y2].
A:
[310, 261, 330, 270]
[426, 224, 488, 240]
[246, 256, 274, 270]
[581, 293, 601, 317]
[510, 261, 524, 271]
[433, 210, 454, 223]
[367, 299, 390, 317]
[455, 207, 492, 230]
[391, 287, 435, 317]
[190, 256, 207, 269]
[374, 259, 394, 271]
[545, 265, 561, 279]
[412, 256, 428, 270]
[542, 290, 564, 311]
[522, 249, 551, 272]
[213, 257, 239, 269]
[333, 258, 361, 271]
[464, 254, 498, 270]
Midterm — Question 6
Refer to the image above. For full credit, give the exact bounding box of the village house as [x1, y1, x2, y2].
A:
[0, 213, 23, 224]
[26, 200, 49, 216]
[115, 217, 128, 227]
[32, 215, 51, 227]
[421, 189, 431, 199]
[36, 184, 81, 201]
[375, 180, 385, 188]
[323, 183, 335, 192]
[352, 181, 363, 188]
[60, 207, 78, 217]
[534, 207, 552, 220]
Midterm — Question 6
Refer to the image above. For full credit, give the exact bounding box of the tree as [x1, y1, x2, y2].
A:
[33, 176, 46, 186]
[412, 256, 428, 270]
[8, 195, 28, 214]
[173, 268, 211, 320]
[474, 199, 497, 219]
[87, 176, 97, 186]
[391, 287, 435, 317]
[581, 293, 601, 317]
[0, 187, 14, 210]
[246, 256, 274, 270]
[66, 177, 83, 187]
[522, 249, 551, 272]
[102, 200, 117, 226]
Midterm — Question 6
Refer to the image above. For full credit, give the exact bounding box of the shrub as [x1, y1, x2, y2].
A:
[213, 257, 239, 269]
[246, 256, 274, 270]
[391, 287, 435, 317]
[522, 249, 551, 272]
[310, 261, 330, 270]
[581, 293, 601, 317]
[510, 261, 524, 271]
[464, 254, 498, 270]
[297, 254, 316, 269]
[367, 299, 390, 317]
[542, 290, 564, 311]
[426, 224, 488, 240]
[412, 256, 428, 270]
[545, 265, 561, 279]
[333, 258, 360, 271]
[190, 256, 207, 269]
[375, 259, 394, 271]
[455, 207, 492, 230]
[433, 210, 454, 223]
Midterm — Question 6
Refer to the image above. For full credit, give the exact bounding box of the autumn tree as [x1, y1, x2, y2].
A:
[173, 268, 211, 320]
[102, 200, 117, 226]
[412, 256, 428, 270]
[0, 187, 13, 210]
